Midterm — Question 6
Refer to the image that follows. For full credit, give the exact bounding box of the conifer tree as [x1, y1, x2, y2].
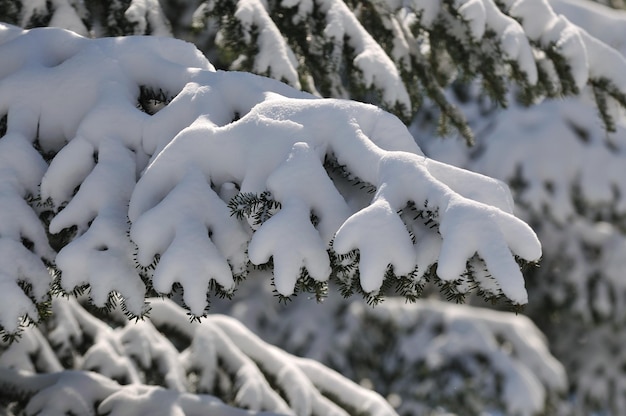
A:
[413, 2, 626, 414]
[2, 1, 626, 414]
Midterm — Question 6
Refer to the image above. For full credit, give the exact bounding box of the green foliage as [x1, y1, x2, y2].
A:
[207, 0, 260, 73]
[228, 191, 282, 226]
[7, 0, 625, 141]
[137, 86, 173, 115]
[591, 77, 626, 133]
[0, 0, 21, 26]
[227, 188, 530, 311]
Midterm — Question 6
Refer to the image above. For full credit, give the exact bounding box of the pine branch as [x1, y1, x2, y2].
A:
[228, 191, 282, 226]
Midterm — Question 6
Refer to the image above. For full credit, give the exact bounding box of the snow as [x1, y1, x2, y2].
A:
[0, 329, 61, 373]
[409, 0, 441, 28]
[375, 299, 565, 416]
[233, 0, 301, 88]
[148, 297, 394, 415]
[482, 0, 538, 85]
[420, 78, 626, 319]
[504, 0, 626, 93]
[266, 142, 351, 243]
[4, 294, 415, 414]
[210, 312, 393, 416]
[17, 0, 88, 37]
[5, 1, 626, 413]
[424, 158, 514, 213]
[133, 86, 539, 303]
[217, 283, 567, 416]
[459, 96, 626, 223]
[320, 0, 411, 111]
[407, 4, 626, 410]
[124, 0, 171, 36]
[0, 135, 51, 255]
[334, 198, 416, 291]
[121, 321, 187, 391]
[295, 357, 396, 415]
[131, 168, 249, 311]
[249, 197, 330, 295]
[24, 371, 120, 416]
[47, 0, 89, 36]
[456, 0, 487, 40]
[0, 22, 547, 330]
[550, 0, 626, 54]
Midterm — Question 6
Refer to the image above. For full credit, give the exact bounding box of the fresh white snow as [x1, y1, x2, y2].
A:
[0, 20, 545, 329]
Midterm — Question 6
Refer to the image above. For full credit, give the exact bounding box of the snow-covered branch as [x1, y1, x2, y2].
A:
[0, 23, 542, 331]
[7, 0, 626, 138]
[0, 293, 567, 415]
[0, 297, 396, 416]
[217, 286, 567, 416]
[411, 4, 626, 410]
[422, 87, 626, 323]
[193, 0, 626, 141]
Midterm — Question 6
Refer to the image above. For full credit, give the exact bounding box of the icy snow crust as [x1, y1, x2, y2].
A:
[0, 23, 541, 331]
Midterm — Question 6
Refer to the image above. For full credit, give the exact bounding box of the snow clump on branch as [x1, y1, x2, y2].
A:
[0, 23, 540, 333]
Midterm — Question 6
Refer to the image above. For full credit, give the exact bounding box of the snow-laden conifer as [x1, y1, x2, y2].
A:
[6, 0, 626, 141]
[412, 2, 626, 413]
[0, 296, 399, 415]
[0, 294, 565, 416]
[213, 280, 567, 416]
[0, 23, 542, 333]
[4, 1, 626, 414]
